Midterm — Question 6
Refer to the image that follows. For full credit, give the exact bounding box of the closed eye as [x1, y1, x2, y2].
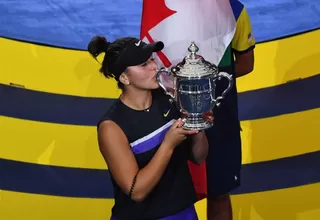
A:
[140, 58, 155, 66]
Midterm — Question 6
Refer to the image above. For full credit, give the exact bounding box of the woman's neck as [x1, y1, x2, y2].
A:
[120, 89, 153, 111]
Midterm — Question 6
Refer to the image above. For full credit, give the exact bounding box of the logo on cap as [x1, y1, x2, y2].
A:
[135, 40, 141, 47]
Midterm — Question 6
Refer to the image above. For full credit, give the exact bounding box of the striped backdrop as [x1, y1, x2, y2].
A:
[0, 0, 320, 219]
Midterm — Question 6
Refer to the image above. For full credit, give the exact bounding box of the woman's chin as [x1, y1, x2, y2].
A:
[152, 82, 160, 89]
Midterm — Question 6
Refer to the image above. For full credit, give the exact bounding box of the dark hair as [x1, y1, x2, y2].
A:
[87, 36, 135, 89]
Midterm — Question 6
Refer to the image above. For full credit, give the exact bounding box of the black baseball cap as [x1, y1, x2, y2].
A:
[111, 38, 164, 79]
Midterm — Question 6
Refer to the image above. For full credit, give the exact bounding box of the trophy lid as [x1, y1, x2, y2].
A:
[171, 42, 218, 78]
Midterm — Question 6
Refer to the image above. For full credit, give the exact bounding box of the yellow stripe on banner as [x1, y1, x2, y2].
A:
[0, 30, 320, 98]
[0, 190, 113, 220]
[237, 29, 320, 92]
[0, 116, 106, 169]
[195, 183, 320, 220]
[0, 37, 121, 99]
[241, 108, 320, 164]
[1, 108, 319, 168]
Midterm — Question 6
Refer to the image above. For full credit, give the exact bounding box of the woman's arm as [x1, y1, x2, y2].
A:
[98, 120, 173, 202]
[188, 131, 209, 165]
[98, 119, 197, 202]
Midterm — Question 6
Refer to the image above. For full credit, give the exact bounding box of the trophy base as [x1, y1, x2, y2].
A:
[181, 115, 213, 131]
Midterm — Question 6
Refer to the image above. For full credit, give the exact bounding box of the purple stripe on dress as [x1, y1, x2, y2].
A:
[110, 205, 198, 220]
[130, 120, 174, 154]
[159, 205, 198, 220]
[131, 126, 170, 154]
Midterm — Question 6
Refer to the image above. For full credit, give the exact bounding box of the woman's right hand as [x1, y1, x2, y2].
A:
[163, 119, 199, 149]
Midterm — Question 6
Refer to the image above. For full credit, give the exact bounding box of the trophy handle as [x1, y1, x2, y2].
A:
[212, 72, 234, 107]
[156, 67, 175, 99]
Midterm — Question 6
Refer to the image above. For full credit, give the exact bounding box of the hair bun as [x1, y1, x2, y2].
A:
[87, 36, 110, 58]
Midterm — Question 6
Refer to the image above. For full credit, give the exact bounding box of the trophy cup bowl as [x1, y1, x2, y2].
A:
[156, 42, 234, 130]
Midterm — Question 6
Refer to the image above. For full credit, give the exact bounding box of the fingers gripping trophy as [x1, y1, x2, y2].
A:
[156, 42, 233, 130]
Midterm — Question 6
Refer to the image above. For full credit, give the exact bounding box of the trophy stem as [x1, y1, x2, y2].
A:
[181, 113, 213, 131]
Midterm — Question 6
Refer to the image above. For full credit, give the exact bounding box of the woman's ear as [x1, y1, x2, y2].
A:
[119, 73, 130, 85]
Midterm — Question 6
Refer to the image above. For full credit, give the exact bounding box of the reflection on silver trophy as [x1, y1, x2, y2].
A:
[156, 42, 234, 130]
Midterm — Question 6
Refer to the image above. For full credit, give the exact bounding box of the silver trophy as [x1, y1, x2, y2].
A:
[156, 42, 234, 130]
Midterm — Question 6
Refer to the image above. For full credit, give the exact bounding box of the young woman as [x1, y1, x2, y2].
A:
[88, 35, 209, 220]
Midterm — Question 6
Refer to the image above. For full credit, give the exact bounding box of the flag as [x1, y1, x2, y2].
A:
[140, 0, 236, 200]
[140, 0, 237, 200]
[140, 0, 236, 67]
